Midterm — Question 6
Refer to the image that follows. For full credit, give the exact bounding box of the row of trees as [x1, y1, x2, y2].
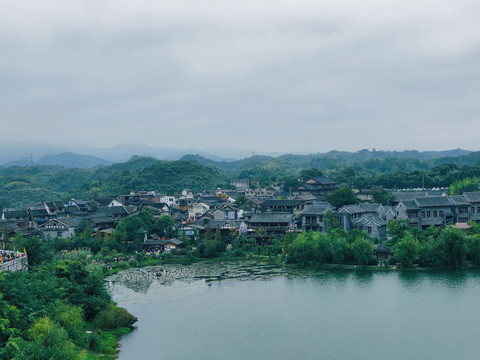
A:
[388, 220, 480, 268]
[283, 230, 375, 266]
[282, 222, 480, 269]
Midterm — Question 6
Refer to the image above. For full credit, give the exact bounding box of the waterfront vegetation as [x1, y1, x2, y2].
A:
[0, 237, 137, 360]
[2, 209, 480, 358]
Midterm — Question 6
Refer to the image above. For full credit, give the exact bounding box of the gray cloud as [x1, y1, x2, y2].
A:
[1, 0, 479, 153]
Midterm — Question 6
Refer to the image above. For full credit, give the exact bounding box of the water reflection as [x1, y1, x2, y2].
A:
[107, 261, 290, 297]
[351, 270, 374, 285]
[107, 262, 480, 300]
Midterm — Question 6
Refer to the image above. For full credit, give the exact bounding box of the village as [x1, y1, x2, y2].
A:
[1, 175, 479, 261]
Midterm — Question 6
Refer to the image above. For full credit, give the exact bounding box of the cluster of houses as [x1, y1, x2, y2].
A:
[1, 175, 479, 247]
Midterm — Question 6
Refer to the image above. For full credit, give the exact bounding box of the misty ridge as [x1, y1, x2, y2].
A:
[0, 143, 471, 169]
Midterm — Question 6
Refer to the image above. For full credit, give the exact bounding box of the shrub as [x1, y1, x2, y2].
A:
[95, 306, 137, 330]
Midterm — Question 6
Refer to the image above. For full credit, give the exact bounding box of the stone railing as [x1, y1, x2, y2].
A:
[0, 251, 28, 272]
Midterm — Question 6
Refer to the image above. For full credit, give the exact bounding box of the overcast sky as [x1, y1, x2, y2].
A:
[1, 0, 479, 154]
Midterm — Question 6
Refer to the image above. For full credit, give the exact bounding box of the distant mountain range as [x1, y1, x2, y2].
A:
[0, 143, 242, 167]
[0, 142, 474, 169]
[3, 152, 113, 169]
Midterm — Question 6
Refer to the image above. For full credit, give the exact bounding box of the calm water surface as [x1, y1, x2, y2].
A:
[106, 262, 480, 360]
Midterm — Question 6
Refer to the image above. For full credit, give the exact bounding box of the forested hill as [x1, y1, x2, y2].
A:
[0, 157, 226, 209]
[180, 149, 480, 174]
[2, 149, 480, 210]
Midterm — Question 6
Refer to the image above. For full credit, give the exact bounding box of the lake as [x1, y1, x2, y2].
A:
[107, 262, 480, 360]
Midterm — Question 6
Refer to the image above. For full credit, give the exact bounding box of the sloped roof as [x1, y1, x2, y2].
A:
[397, 200, 419, 211]
[3, 209, 28, 219]
[463, 192, 480, 203]
[261, 199, 304, 207]
[448, 195, 470, 206]
[44, 201, 65, 210]
[30, 208, 49, 217]
[89, 216, 115, 225]
[355, 213, 386, 227]
[337, 205, 365, 214]
[302, 202, 334, 215]
[414, 196, 453, 208]
[308, 177, 338, 185]
[391, 191, 429, 202]
[41, 217, 81, 228]
[94, 197, 115, 206]
[166, 238, 184, 246]
[358, 203, 384, 212]
[248, 213, 294, 223]
[95, 206, 128, 216]
[209, 220, 245, 229]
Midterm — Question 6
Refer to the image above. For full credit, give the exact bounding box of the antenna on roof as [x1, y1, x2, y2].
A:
[30, 153, 33, 166]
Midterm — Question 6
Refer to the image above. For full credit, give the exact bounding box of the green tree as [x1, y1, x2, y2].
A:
[326, 186, 359, 208]
[448, 177, 480, 195]
[324, 210, 341, 232]
[13, 235, 53, 266]
[76, 219, 92, 235]
[438, 227, 466, 268]
[282, 232, 294, 255]
[466, 233, 480, 265]
[418, 236, 445, 268]
[394, 232, 419, 268]
[152, 216, 176, 238]
[204, 225, 212, 241]
[371, 189, 392, 205]
[299, 168, 323, 181]
[351, 236, 374, 266]
[281, 176, 300, 192]
[27, 317, 81, 360]
[114, 215, 148, 251]
[329, 231, 347, 264]
[215, 226, 222, 243]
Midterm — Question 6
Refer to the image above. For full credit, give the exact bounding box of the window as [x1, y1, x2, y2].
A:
[427, 211, 431, 218]
[439, 211, 443, 217]
[433, 211, 437, 217]
[421, 211, 425, 218]
[472, 207, 476, 214]
[367, 227, 372, 234]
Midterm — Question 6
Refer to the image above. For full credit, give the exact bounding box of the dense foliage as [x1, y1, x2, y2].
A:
[0, 234, 138, 360]
[0, 157, 226, 209]
[4, 149, 480, 209]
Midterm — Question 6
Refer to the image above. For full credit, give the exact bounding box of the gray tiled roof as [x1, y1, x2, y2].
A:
[2, 209, 28, 219]
[414, 196, 453, 208]
[95, 206, 128, 216]
[358, 203, 384, 212]
[42, 217, 81, 228]
[260, 199, 304, 207]
[398, 200, 419, 210]
[448, 195, 470, 206]
[309, 176, 338, 185]
[338, 205, 365, 214]
[302, 202, 334, 215]
[464, 192, 480, 203]
[391, 191, 429, 202]
[248, 213, 294, 223]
